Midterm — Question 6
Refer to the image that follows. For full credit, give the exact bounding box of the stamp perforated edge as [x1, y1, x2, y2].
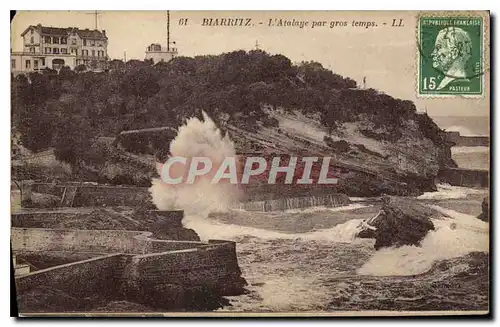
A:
[415, 10, 489, 99]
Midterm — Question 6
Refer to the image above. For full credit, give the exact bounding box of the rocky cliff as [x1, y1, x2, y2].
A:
[226, 108, 455, 197]
[12, 50, 456, 197]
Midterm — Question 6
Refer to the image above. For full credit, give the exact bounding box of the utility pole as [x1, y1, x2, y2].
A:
[167, 10, 170, 51]
[124, 51, 127, 63]
[86, 10, 101, 30]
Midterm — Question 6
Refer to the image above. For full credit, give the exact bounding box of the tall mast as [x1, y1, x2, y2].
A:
[85, 10, 100, 30]
[167, 10, 170, 51]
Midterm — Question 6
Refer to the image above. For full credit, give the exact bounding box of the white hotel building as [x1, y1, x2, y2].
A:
[11, 24, 109, 74]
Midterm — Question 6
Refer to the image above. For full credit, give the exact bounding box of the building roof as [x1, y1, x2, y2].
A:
[41, 26, 72, 36]
[76, 28, 107, 40]
[21, 24, 107, 40]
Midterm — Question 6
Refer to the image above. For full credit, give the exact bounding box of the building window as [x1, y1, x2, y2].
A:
[11, 59, 15, 69]
[91, 41, 95, 46]
[71, 38, 76, 45]
[29, 47, 35, 53]
[25, 60, 31, 69]
[61, 37, 67, 44]
[41, 58, 45, 66]
[53, 37, 59, 44]
[53, 48, 60, 54]
[30, 36, 34, 44]
[30, 29, 33, 35]
[92, 50, 95, 57]
[61, 48, 68, 54]
[83, 39, 87, 46]
[45, 36, 51, 44]
[45, 47, 51, 54]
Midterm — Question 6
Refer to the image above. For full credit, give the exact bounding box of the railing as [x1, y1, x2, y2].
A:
[11, 51, 76, 57]
[78, 55, 108, 60]
[146, 47, 178, 53]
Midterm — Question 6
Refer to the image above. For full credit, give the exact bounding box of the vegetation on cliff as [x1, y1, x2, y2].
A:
[11, 50, 452, 185]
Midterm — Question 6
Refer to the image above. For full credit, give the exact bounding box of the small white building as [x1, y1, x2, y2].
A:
[145, 43, 178, 64]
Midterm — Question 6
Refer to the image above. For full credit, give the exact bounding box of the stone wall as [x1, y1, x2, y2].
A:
[15, 253, 129, 299]
[24, 183, 151, 207]
[11, 228, 205, 255]
[234, 193, 350, 212]
[12, 211, 81, 228]
[455, 136, 489, 147]
[24, 182, 347, 209]
[11, 228, 151, 254]
[14, 239, 247, 311]
[120, 240, 246, 308]
[71, 186, 150, 207]
[126, 241, 240, 287]
[438, 168, 489, 188]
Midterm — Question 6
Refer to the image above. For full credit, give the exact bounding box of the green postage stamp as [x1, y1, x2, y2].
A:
[418, 15, 484, 96]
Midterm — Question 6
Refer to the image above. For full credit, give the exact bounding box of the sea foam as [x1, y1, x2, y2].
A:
[357, 206, 489, 276]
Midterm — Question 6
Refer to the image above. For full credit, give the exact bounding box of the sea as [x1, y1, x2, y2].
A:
[150, 113, 490, 313]
[431, 116, 489, 137]
[434, 115, 489, 170]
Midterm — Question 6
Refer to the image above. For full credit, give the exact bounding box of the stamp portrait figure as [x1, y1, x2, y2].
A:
[431, 27, 472, 90]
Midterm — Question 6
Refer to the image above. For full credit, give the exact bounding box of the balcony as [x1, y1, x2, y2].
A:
[77, 55, 109, 61]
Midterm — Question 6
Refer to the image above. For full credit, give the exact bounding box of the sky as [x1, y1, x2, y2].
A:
[11, 10, 490, 118]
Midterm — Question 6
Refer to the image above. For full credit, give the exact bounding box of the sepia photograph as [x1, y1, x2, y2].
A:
[10, 10, 490, 317]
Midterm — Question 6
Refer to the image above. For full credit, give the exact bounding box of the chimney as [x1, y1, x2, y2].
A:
[102, 30, 106, 36]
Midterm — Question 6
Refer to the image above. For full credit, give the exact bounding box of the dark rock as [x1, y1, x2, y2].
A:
[148, 210, 201, 241]
[477, 197, 489, 222]
[121, 281, 186, 310]
[356, 196, 436, 249]
[324, 137, 350, 153]
[17, 286, 83, 312]
[152, 228, 200, 242]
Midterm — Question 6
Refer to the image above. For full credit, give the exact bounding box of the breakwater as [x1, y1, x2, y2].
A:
[445, 132, 489, 147]
[438, 168, 489, 188]
[19, 182, 150, 208]
[233, 193, 350, 212]
[13, 227, 246, 312]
